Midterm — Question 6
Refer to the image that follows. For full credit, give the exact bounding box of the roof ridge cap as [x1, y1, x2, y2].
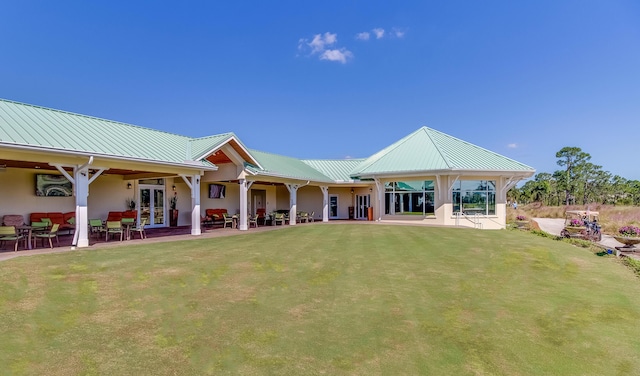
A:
[190, 132, 235, 141]
[302, 158, 366, 161]
[355, 127, 424, 172]
[423, 127, 453, 169]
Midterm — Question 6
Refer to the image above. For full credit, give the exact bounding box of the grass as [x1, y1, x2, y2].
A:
[1, 224, 640, 375]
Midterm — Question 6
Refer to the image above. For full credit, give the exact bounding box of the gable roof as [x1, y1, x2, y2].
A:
[0, 99, 246, 170]
[190, 133, 261, 168]
[350, 126, 534, 178]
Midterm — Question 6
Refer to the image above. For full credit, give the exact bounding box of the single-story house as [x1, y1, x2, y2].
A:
[0, 98, 534, 247]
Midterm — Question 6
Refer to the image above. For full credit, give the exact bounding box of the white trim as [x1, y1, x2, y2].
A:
[196, 135, 263, 170]
[2, 143, 216, 171]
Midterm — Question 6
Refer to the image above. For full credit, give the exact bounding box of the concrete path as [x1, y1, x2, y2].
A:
[0, 222, 290, 262]
[534, 217, 635, 254]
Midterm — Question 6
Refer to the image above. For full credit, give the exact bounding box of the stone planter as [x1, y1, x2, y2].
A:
[613, 236, 640, 250]
[515, 220, 529, 229]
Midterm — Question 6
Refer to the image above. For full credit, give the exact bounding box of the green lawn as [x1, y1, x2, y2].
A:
[1, 224, 639, 375]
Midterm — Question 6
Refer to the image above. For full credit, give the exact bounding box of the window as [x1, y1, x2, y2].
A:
[452, 180, 496, 215]
[384, 181, 435, 216]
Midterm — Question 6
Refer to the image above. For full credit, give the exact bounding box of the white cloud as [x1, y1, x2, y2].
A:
[392, 27, 406, 38]
[372, 28, 385, 39]
[308, 32, 337, 53]
[508, 143, 518, 149]
[320, 49, 353, 64]
[298, 32, 352, 63]
[355, 32, 370, 41]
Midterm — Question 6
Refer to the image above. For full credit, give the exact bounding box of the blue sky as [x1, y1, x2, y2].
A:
[2, 1, 639, 180]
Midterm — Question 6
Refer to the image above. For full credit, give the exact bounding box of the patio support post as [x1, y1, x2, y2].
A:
[285, 183, 299, 225]
[181, 174, 202, 236]
[374, 178, 383, 221]
[52, 158, 104, 248]
[73, 167, 90, 247]
[239, 179, 248, 230]
[320, 186, 329, 222]
[246, 180, 254, 216]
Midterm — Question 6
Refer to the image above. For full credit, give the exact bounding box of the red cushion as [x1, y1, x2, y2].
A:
[63, 211, 75, 222]
[205, 209, 227, 218]
[46, 212, 65, 225]
[30, 212, 48, 223]
[107, 211, 123, 222]
[122, 210, 137, 219]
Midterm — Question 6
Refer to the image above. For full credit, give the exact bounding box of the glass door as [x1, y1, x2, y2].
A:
[329, 195, 338, 219]
[140, 183, 166, 228]
[355, 194, 370, 219]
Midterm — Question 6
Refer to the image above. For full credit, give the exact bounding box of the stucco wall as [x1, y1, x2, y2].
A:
[200, 182, 240, 215]
[0, 168, 133, 223]
[202, 163, 240, 183]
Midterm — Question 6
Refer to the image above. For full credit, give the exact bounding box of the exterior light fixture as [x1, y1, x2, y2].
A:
[127, 182, 132, 189]
[369, 187, 373, 193]
[172, 185, 176, 191]
[350, 189, 354, 194]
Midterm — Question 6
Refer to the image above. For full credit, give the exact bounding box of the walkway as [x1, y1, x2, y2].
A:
[0, 223, 291, 262]
[534, 218, 640, 259]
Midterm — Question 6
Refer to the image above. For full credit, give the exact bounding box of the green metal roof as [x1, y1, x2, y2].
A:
[247, 149, 334, 182]
[302, 159, 365, 182]
[0, 99, 220, 169]
[0, 99, 534, 182]
[350, 127, 535, 177]
[189, 133, 236, 160]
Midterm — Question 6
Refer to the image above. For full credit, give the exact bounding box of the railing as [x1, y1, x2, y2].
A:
[454, 212, 483, 229]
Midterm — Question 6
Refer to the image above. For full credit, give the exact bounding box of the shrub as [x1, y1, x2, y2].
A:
[516, 215, 527, 221]
[618, 225, 640, 237]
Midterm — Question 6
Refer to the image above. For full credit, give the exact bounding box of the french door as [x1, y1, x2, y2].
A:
[139, 184, 166, 228]
[355, 194, 370, 219]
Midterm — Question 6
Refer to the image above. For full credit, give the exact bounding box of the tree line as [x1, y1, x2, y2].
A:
[509, 147, 640, 206]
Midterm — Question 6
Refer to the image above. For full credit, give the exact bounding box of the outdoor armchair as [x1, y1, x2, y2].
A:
[106, 221, 123, 241]
[2, 215, 25, 227]
[34, 223, 60, 249]
[89, 219, 106, 240]
[121, 217, 135, 240]
[274, 213, 285, 226]
[131, 218, 147, 239]
[0, 226, 24, 252]
[248, 213, 258, 228]
[222, 213, 234, 229]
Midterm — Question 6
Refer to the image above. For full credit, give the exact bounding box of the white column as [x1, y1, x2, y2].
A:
[374, 178, 383, 221]
[320, 186, 329, 222]
[54, 158, 103, 248]
[239, 179, 248, 230]
[285, 184, 299, 225]
[74, 167, 90, 248]
[191, 175, 201, 235]
[180, 174, 202, 236]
